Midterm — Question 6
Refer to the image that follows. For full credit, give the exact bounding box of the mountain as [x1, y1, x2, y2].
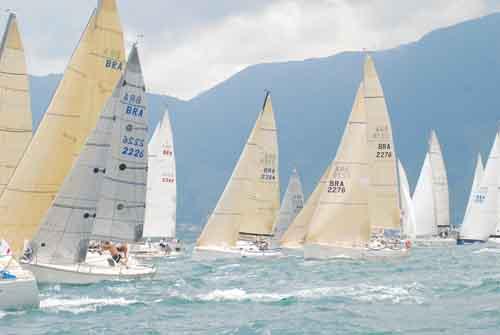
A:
[29, 13, 500, 226]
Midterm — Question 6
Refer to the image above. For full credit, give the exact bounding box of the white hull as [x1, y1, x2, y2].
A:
[411, 237, 456, 247]
[304, 244, 409, 260]
[0, 260, 39, 310]
[22, 260, 156, 285]
[192, 246, 243, 260]
[241, 248, 282, 258]
[130, 242, 182, 259]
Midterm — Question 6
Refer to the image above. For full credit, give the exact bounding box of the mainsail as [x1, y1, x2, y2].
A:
[0, 0, 125, 253]
[30, 45, 146, 264]
[364, 55, 400, 231]
[280, 164, 331, 248]
[398, 160, 416, 239]
[459, 133, 499, 242]
[0, 13, 32, 196]
[463, 153, 483, 222]
[143, 109, 177, 239]
[197, 93, 279, 248]
[91, 46, 148, 243]
[271, 169, 304, 244]
[413, 130, 450, 237]
[306, 83, 371, 247]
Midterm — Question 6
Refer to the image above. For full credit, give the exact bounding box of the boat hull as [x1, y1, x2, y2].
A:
[192, 246, 242, 260]
[130, 242, 182, 259]
[22, 262, 156, 285]
[240, 248, 282, 258]
[304, 244, 409, 260]
[456, 239, 486, 245]
[412, 238, 456, 247]
[0, 276, 39, 310]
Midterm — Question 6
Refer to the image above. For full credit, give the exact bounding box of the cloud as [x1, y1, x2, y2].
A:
[1, 0, 500, 99]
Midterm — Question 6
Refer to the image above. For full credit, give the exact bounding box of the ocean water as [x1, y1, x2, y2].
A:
[1, 225, 500, 334]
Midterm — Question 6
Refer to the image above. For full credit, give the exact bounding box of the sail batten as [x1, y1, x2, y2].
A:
[0, 1, 125, 253]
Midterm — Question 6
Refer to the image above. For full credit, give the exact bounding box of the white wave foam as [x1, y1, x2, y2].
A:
[473, 248, 500, 254]
[40, 296, 138, 314]
[196, 283, 424, 304]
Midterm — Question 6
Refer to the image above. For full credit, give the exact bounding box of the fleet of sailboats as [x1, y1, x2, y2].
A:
[0, 0, 499, 312]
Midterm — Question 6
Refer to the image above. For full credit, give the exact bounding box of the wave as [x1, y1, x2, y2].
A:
[195, 283, 424, 304]
[40, 296, 139, 314]
[473, 248, 500, 254]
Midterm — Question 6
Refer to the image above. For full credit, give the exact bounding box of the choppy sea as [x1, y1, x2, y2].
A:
[1, 224, 500, 334]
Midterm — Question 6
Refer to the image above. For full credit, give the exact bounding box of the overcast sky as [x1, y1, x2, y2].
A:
[1, 0, 499, 100]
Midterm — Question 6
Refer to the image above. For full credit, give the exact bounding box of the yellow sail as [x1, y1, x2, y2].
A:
[197, 93, 280, 248]
[0, 0, 124, 253]
[280, 164, 331, 248]
[0, 14, 32, 197]
[306, 84, 370, 246]
[363, 56, 400, 231]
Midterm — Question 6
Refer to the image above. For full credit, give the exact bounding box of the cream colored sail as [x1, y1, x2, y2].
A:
[364, 56, 400, 231]
[428, 130, 450, 230]
[306, 84, 370, 247]
[0, 14, 32, 196]
[271, 169, 304, 245]
[0, 0, 124, 253]
[280, 164, 331, 248]
[197, 93, 279, 248]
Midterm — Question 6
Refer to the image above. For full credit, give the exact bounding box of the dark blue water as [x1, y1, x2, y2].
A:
[1, 224, 500, 334]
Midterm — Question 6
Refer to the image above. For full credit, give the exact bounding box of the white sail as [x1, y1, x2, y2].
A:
[459, 133, 499, 242]
[197, 93, 280, 249]
[364, 56, 400, 232]
[413, 130, 450, 237]
[463, 153, 483, 222]
[398, 160, 416, 239]
[91, 46, 148, 243]
[306, 83, 370, 247]
[0, 0, 125, 253]
[30, 45, 146, 264]
[0, 13, 32, 197]
[143, 110, 177, 239]
[280, 164, 331, 248]
[271, 169, 304, 244]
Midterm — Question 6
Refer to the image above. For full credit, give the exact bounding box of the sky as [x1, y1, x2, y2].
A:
[1, 0, 500, 100]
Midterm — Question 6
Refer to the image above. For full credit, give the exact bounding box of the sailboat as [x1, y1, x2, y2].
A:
[195, 92, 280, 259]
[131, 109, 179, 258]
[0, 13, 38, 310]
[21, 45, 156, 284]
[458, 132, 499, 245]
[398, 160, 416, 239]
[304, 56, 409, 260]
[280, 165, 331, 250]
[412, 130, 453, 245]
[269, 169, 304, 248]
[0, 0, 125, 254]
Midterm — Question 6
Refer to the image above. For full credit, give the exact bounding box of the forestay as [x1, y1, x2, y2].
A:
[143, 110, 177, 239]
[0, 0, 125, 253]
[0, 14, 32, 197]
